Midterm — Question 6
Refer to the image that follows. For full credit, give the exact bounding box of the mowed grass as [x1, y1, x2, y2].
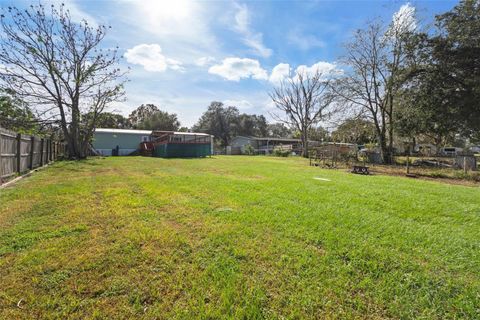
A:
[0, 156, 479, 319]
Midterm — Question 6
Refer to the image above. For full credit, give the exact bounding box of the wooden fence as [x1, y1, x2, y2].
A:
[0, 127, 65, 185]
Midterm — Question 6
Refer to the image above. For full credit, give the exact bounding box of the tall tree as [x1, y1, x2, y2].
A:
[193, 101, 240, 147]
[433, 0, 480, 136]
[128, 104, 160, 128]
[394, 0, 480, 150]
[270, 70, 334, 157]
[236, 114, 268, 137]
[0, 90, 39, 134]
[403, 0, 480, 141]
[0, 4, 126, 159]
[137, 110, 180, 131]
[332, 117, 376, 145]
[307, 126, 330, 142]
[267, 123, 292, 138]
[84, 112, 131, 129]
[334, 4, 417, 163]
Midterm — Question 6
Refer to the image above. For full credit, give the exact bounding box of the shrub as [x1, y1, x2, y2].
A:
[273, 148, 290, 157]
[243, 144, 255, 155]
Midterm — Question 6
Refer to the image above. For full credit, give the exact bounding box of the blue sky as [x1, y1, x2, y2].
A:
[12, 0, 458, 127]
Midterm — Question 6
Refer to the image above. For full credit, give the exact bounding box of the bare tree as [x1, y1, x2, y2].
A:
[0, 4, 126, 159]
[270, 70, 334, 157]
[334, 6, 417, 163]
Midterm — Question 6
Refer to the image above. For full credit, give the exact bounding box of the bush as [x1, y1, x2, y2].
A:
[243, 144, 255, 155]
[273, 148, 290, 157]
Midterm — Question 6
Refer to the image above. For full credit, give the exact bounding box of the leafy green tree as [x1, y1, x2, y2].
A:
[332, 118, 376, 145]
[397, 0, 480, 147]
[0, 92, 39, 134]
[192, 102, 240, 147]
[428, 0, 480, 137]
[267, 123, 292, 138]
[128, 104, 180, 131]
[307, 126, 330, 142]
[84, 112, 130, 129]
[137, 110, 180, 131]
[236, 114, 268, 137]
[395, 77, 458, 149]
[128, 104, 160, 128]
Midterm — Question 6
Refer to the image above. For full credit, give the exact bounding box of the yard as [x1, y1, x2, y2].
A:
[1, 156, 479, 319]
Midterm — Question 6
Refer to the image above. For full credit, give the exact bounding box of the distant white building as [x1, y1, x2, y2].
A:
[229, 136, 318, 155]
[469, 145, 480, 153]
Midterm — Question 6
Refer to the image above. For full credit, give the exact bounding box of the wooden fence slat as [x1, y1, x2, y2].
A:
[0, 127, 65, 185]
[29, 136, 34, 170]
[40, 138, 44, 166]
[16, 133, 21, 174]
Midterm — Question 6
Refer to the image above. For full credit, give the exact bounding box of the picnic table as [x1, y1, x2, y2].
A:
[351, 165, 370, 175]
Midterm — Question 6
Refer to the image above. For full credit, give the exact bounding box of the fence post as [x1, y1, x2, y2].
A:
[406, 154, 410, 174]
[16, 133, 21, 174]
[47, 139, 50, 163]
[40, 138, 44, 166]
[29, 136, 34, 170]
[50, 138, 53, 161]
[45, 139, 48, 164]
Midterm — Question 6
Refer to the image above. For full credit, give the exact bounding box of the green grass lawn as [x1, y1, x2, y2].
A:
[1, 156, 479, 319]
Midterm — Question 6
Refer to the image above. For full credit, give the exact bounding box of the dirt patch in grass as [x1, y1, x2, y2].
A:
[367, 165, 480, 187]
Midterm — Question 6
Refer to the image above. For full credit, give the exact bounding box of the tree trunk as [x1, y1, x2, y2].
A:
[302, 128, 309, 158]
[378, 134, 390, 164]
[387, 125, 394, 164]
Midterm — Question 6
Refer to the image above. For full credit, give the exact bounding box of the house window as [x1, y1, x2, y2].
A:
[142, 136, 149, 142]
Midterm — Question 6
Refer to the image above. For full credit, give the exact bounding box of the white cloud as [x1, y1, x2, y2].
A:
[124, 44, 184, 72]
[119, 0, 218, 61]
[195, 56, 216, 67]
[267, 61, 342, 85]
[392, 2, 417, 34]
[269, 63, 291, 84]
[233, 3, 273, 58]
[295, 61, 341, 78]
[233, 3, 249, 34]
[287, 29, 325, 51]
[208, 57, 268, 81]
